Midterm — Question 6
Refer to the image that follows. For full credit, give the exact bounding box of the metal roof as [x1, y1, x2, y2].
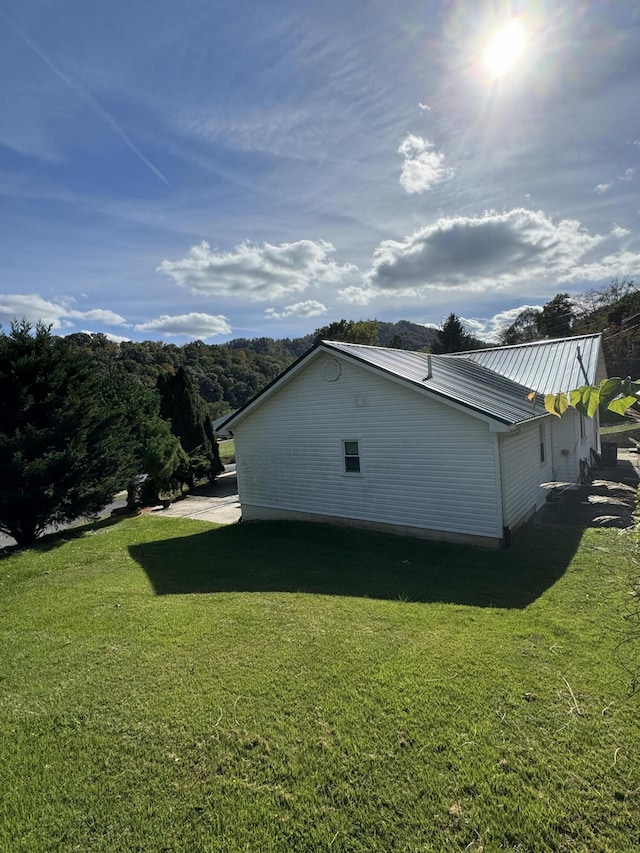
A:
[219, 334, 603, 432]
[324, 341, 547, 426]
[449, 334, 603, 395]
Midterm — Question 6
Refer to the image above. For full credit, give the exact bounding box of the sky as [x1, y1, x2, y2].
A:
[1, 0, 640, 344]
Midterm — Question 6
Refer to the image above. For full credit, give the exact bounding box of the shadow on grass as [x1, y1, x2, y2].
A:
[0, 512, 131, 559]
[130, 520, 585, 608]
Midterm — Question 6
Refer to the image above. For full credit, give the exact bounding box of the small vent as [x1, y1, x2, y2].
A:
[322, 358, 342, 382]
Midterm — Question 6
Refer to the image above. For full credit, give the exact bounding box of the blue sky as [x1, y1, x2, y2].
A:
[2, 0, 640, 343]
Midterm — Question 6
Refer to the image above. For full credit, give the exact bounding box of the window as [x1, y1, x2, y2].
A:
[343, 440, 360, 473]
[539, 424, 546, 464]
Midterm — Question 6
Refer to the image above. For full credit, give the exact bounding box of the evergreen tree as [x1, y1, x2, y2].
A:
[0, 322, 129, 545]
[430, 313, 478, 353]
[107, 372, 187, 509]
[157, 367, 223, 490]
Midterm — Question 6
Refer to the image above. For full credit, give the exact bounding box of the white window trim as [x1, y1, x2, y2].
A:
[342, 439, 362, 475]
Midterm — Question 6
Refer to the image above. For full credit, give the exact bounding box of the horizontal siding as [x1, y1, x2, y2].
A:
[234, 354, 503, 539]
[551, 409, 598, 482]
[552, 410, 579, 482]
[499, 420, 554, 529]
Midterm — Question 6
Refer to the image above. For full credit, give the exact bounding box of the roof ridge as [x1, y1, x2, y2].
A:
[453, 332, 602, 356]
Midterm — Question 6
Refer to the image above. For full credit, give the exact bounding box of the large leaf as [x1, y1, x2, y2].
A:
[544, 393, 568, 417]
[597, 377, 625, 409]
[607, 395, 639, 415]
[569, 386, 589, 416]
[583, 385, 601, 418]
[567, 384, 601, 417]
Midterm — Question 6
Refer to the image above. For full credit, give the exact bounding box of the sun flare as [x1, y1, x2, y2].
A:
[483, 19, 526, 79]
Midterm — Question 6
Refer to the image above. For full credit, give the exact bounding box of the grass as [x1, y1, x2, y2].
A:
[217, 438, 235, 464]
[1, 516, 639, 852]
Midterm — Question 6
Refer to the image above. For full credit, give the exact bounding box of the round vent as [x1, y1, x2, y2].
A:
[322, 358, 342, 382]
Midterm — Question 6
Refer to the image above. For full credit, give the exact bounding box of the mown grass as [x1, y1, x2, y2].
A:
[217, 438, 235, 464]
[1, 516, 639, 852]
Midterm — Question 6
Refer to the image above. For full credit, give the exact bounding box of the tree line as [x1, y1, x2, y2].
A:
[0, 322, 223, 545]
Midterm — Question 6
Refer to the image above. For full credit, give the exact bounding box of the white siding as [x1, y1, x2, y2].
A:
[550, 409, 599, 482]
[499, 419, 554, 530]
[233, 354, 504, 540]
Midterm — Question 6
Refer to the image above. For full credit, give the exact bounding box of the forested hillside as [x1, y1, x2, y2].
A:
[62, 320, 437, 417]
[60, 281, 640, 423]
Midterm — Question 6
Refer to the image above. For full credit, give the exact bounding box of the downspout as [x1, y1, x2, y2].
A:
[576, 347, 590, 384]
[494, 431, 507, 547]
[549, 414, 558, 480]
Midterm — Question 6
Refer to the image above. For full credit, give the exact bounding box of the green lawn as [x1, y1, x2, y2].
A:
[1, 516, 638, 852]
[217, 438, 235, 464]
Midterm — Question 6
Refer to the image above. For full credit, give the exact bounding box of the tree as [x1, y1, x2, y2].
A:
[430, 313, 481, 354]
[313, 319, 380, 346]
[536, 293, 575, 338]
[157, 367, 223, 490]
[107, 372, 186, 509]
[387, 334, 405, 350]
[497, 294, 576, 346]
[498, 307, 541, 346]
[0, 322, 131, 545]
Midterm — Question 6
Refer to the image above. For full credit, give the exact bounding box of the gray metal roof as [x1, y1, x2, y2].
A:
[324, 341, 548, 426]
[449, 334, 603, 395]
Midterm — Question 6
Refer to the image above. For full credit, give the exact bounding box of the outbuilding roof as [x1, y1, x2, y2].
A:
[449, 334, 604, 395]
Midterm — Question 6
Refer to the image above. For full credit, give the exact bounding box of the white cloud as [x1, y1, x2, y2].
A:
[398, 134, 453, 194]
[560, 250, 640, 283]
[159, 239, 357, 302]
[336, 286, 377, 305]
[611, 224, 631, 238]
[0, 294, 127, 330]
[367, 209, 606, 293]
[134, 313, 231, 339]
[69, 308, 128, 325]
[79, 330, 131, 343]
[265, 300, 327, 320]
[595, 169, 634, 195]
[461, 305, 544, 341]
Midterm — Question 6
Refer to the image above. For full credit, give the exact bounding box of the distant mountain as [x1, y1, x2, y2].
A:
[227, 319, 437, 358]
[376, 320, 438, 350]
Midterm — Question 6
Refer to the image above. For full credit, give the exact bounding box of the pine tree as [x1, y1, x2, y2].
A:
[0, 322, 126, 545]
[157, 367, 223, 490]
[430, 314, 473, 353]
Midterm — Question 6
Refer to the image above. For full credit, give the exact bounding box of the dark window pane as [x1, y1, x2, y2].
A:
[344, 441, 359, 456]
[345, 456, 361, 473]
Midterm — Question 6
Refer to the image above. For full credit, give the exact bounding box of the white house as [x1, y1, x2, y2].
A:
[219, 334, 605, 547]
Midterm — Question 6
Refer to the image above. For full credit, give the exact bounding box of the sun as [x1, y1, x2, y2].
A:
[483, 19, 526, 79]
